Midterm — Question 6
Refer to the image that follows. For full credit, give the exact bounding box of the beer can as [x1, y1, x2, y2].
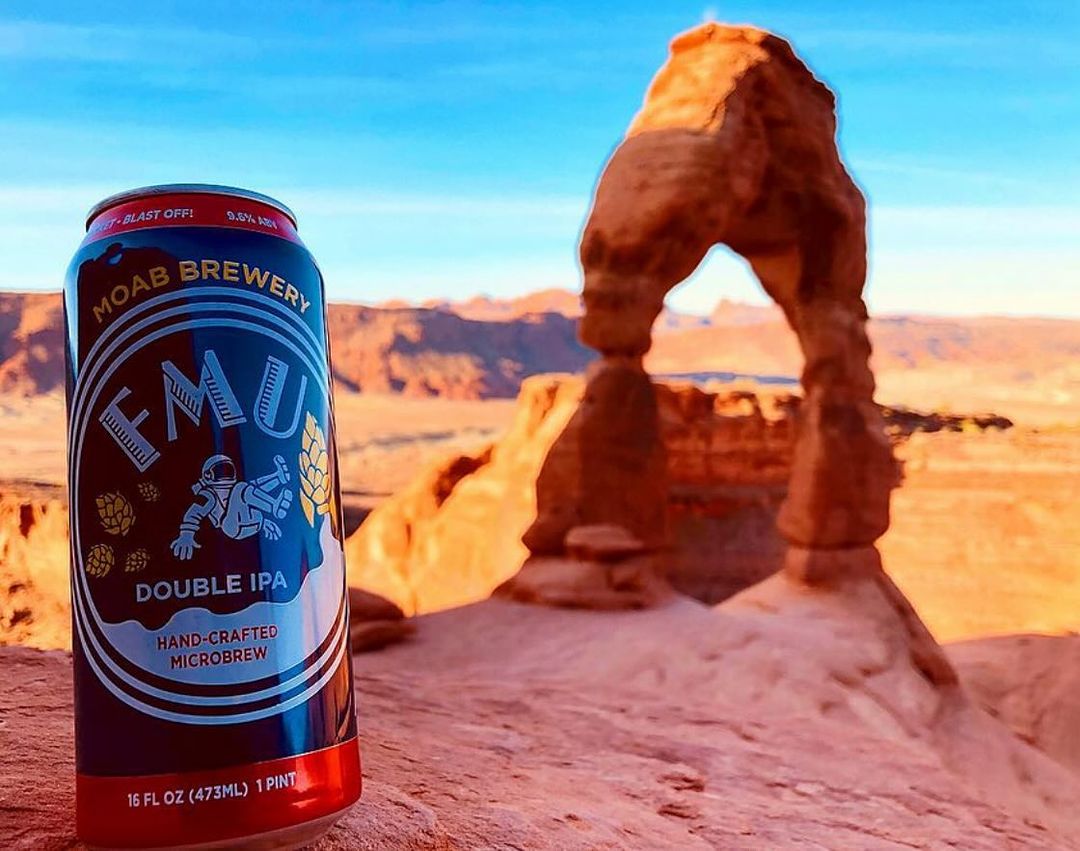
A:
[64, 185, 361, 849]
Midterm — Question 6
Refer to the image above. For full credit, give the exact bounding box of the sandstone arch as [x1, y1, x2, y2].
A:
[506, 23, 899, 602]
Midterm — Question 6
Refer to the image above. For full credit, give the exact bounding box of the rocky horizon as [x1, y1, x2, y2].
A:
[2, 288, 1078, 407]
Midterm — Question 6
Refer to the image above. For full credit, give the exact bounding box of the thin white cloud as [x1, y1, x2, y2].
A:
[0, 185, 590, 234]
[285, 189, 587, 220]
[790, 26, 1079, 70]
[350, 20, 580, 47]
[798, 28, 1005, 51]
[872, 205, 1080, 243]
[853, 158, 1033, 189]
[0, 185, 119, 212]
[0, 19, 259, 63]
[2, 186, 1076, 317]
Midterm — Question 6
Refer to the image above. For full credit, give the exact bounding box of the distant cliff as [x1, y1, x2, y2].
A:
[2, 289, 1078, 400]
[0, 291, 594, 400]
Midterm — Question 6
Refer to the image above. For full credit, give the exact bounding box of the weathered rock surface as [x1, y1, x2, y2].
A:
[522, 357, 669, 559]
[496, 524, 670, 610]
[565, 524, 648, 562]
[4, 586, 1078, 849]
[493, 552, 670, 611]
[347, 587, 415, 653]
[948, 634, 1080, 777]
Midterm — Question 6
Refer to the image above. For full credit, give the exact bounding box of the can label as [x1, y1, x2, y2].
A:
[67, 197, 359, 847]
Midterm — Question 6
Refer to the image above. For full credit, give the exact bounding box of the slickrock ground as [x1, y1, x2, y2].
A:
[5, 589, 1079, 849]
[946, 634, 1080, 776]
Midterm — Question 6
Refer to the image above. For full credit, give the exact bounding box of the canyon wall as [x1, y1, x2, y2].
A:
[3, 288, 1077, 403]
[344, 374, 1002, 615]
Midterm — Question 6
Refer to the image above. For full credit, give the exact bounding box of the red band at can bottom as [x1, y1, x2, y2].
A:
[76, 737, 362, 848]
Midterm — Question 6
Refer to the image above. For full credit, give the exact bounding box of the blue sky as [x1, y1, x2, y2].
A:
[1, 0, 1078, 317]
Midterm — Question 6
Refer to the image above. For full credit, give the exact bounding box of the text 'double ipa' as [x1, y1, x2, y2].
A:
[65, 185, 361, 850]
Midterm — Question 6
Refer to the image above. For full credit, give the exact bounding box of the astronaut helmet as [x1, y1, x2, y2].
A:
[200, 454, 237, 493]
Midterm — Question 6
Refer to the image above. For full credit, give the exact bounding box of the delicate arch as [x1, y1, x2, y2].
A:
[574, 23, 896, 550]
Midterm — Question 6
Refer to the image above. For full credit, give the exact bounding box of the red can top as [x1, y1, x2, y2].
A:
[83, 184, 302, 247]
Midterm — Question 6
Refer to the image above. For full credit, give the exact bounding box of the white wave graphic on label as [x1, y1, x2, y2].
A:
[103, 518, 343, 686]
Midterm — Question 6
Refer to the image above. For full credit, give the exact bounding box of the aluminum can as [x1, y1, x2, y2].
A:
[65, 184, 361, 849]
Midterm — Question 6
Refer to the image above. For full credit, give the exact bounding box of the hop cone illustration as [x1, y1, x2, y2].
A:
[125, 548, 150, 573]
[137, 482, 161, 503]
[86, 544, 114, 578]
[96, 491, 135, 536]
[298, 412, 334, 527]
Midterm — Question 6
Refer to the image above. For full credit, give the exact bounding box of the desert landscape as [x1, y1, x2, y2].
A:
[3, 285, 1080, 847]
[2, 16, 1080, 851]
[2, 284, 1077, 649]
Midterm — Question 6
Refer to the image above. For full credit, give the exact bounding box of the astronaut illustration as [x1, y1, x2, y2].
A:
[170, 454, 293, 560]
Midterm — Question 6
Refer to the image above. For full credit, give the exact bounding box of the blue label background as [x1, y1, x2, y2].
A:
[66, 226, 356, 775]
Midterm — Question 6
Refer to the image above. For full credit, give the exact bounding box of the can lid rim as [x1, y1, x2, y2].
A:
[85, 184, 298, 231]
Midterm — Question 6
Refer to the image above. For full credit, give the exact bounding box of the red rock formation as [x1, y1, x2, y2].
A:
[498, 522, 669, 611]
[326, 303, 593, 398]
[0, 291, 593, 401]
[420, 288, 583, 321]
[494, 23, 899, 609]
[347, 587, 415, 652]
[344, 368, 1007, 616]
[523, 358, 669, 555]
[345, 377, 569, 612]
[0, 487, 69, 649]
[572, 24, 895, 556]
[3, 292, 1078, 402]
